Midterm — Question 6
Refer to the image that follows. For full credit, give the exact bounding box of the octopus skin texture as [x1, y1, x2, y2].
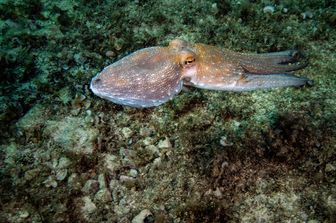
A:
[90, 39, 311, 108]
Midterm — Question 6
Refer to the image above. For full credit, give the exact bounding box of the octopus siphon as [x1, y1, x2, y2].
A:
[90, 39, 311, 108]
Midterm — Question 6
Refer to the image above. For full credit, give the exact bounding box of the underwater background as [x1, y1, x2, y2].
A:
[0, 0, 335, 222]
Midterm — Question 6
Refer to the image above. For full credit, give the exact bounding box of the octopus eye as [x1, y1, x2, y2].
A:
[184, 57, 195, 65]
[179, 50, 196, 67]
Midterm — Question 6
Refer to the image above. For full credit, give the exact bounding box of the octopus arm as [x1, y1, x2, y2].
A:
[232, 73, 312, 91]
[239, 50, 308, 74]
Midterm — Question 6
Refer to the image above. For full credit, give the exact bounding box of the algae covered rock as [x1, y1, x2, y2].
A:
[44, 116, 98, 155]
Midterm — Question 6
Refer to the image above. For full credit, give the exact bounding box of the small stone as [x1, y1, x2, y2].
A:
[142, 137, 154, 146]
[263, 5, 275, 14]
[120, 175, 137, 189]
[145, 145, 160, 157]
[219, 136, 233, 147]
[157, 137, 172, 149]
[122, 127, 133, 139]
[57, 157, 71, 169]
[95, 188, 112, 203]
[325, 163, 336, 172]
[105, 50, 115, 58]
[140, 127, 152, 137]
[109, 179, 119, 191]
[129, 169, 138, 178]
[56, 169, 68, 181]
[301, 11, 313, 19]
[18, 210, 30, 219]
[131, 209, 153, 223]
[104, 154, 121, 173]
[82, 179, 100, 195]
[24, 168, 40, 181]
[213, 187, 223, 198]
[44, 176, 58, 188]
[81, 196, 97, 215]
[153, 157, 162, 169]
[98, 173, 107, 189]
[68, 173, 81, 190]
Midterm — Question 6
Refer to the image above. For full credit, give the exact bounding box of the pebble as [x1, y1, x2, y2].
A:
[105, 50, 115, 58]
[152, 157, 162, 169]
[263, 5, 275, 14]
[57, 157, 71, 169]
[219, 136, 233, 147]
[325, 163, 336, 172]
[301, 11, 313, 19]
[119, 175, 137, 189]
[131, 209, 153, 223]
[81, 196, 97, 215]
[56, 169, 68, 181]
[129, 169, 138, 178]
[142, 137, 154, 146]
[18, 210, 30, 219]
[145, 145, 160, 157]
[122, 127, 133, 139]
[140, 127, 152, 137]
[104, 154, 121, 173]
[68, 173, 81, 190]
[82, 179, 100, 195]
[44, 176, 58, 188]
[213, 187, 223, 198]
[95, 188, 112, 203]
[98, 173, 106, 189]
[24, 168, 40, 181]
[157, 137, 172, 149]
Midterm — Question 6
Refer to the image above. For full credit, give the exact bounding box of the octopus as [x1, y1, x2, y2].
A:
[90, 39, 311, 108]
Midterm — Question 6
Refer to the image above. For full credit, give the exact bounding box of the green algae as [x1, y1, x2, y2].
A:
[0, 0, 335, 222]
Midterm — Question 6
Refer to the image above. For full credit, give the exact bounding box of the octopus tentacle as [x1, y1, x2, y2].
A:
[240, 50, 308, 74]
[234, 73, 312, 91]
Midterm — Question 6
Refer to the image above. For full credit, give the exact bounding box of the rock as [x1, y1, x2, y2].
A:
[18, 210, 30, 219]
[44, 176, 58, 188]
[219, 136, 233, 147]
[95, 188, 112, 203]
[104, 154, 121, 173]
[57, 157, 71, 169]
[157, 137, 172, 149]
[44, 117, 98, 155]
[81, 196, 97, 216]
[105, 50, 115, 58]
[122, 127, 133, 139]
[16, 104, 47, 132]
[24, 168, 40, 181]
[129, 169, 138, 178]
[120, 175, 137, 189]
[82, 179, 100, 195]
[152, 157, 162, 169]
[301, 11, 313, 19]
[98, 173, 107, 189]
[145, 145, 160, 157]
[131, 209, 153, 223]
[139, 127, 152, 137]
[142, 137, 154, 146]
[325, 163, 336, 172]
[263, 6, 275, 14]
[68, 173, 81, 190]
[56, 168, 68, 181]
[213, 187, 223, 198]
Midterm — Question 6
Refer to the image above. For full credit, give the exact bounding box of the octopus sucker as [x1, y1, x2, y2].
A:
[91, 39, 311, 108]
